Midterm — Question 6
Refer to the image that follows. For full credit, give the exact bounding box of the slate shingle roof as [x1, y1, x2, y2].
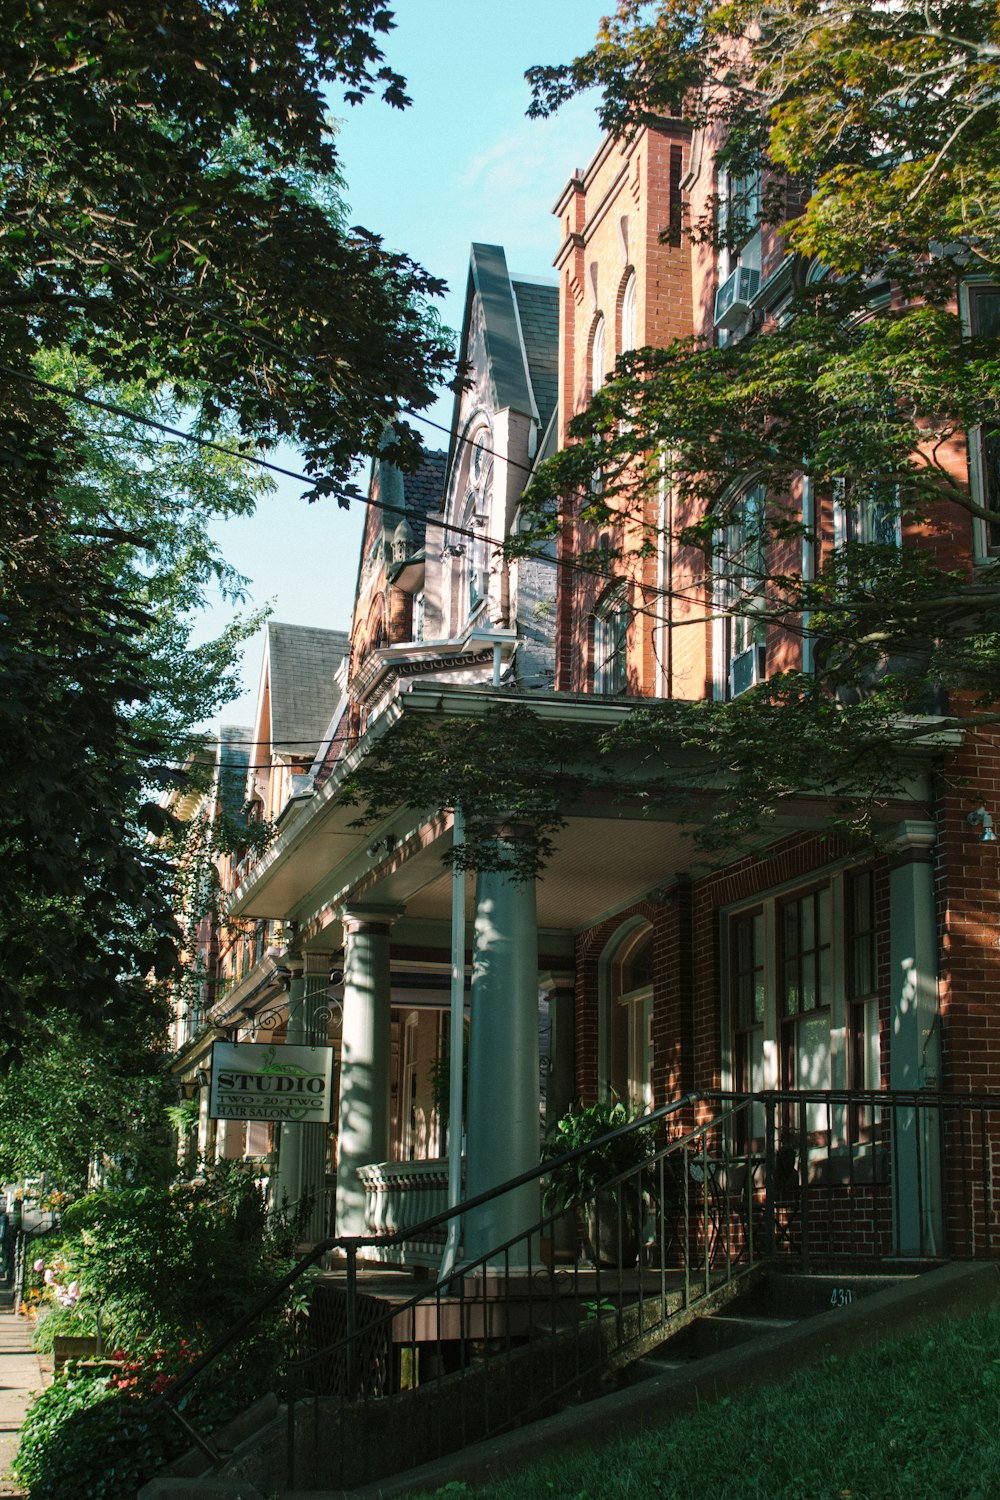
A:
[402, 450, 447, 547]
[512, 279, 559, 436]
[217, 724, 252, 817]
[266, 622, 350, 756]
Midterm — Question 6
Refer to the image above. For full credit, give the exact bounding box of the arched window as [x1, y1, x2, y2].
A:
[453, 420, 492, 620]
[593, 584, 630, 695]
[599, 922, 655, 1108]
[462, 491, 488, 615]
[620, 272, 637, 355]
[591, 315, 606, 396]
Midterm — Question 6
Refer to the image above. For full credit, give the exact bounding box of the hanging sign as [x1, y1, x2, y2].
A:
[209, 1041, 335, 1124]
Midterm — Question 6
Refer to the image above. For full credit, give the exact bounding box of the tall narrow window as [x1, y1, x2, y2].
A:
[593, 585, 630, 694]
[620, 273, 637, 355]
[732, 909, 765, 1092]
[721, 169, 761, 268]
[967, 286, 1000, 556]
[846, 869, 879, 1098]
[716, 483, 767, 698]
[466, 520, 487, 614]
[779, 887, 833, 1097]
[591, 315, 607, 396]
[732, 908, 765, 1147]
[605, 925, 655, 1109]
[459, 426, 492, 619]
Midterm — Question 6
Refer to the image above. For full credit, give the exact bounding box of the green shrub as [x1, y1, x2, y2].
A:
[13, 1370, 184, 1500]
[16, 1163, 302, 1497]
[30, 1299, 98, 1355]
[60, 1162, 297, 1355]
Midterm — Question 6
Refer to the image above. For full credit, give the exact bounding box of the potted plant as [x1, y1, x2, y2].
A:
[541, 1098, 657, 1267]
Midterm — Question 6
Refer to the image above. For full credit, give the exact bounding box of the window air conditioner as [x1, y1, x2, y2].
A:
[714, 265, 760, 330]
[729, 643, 766, 698]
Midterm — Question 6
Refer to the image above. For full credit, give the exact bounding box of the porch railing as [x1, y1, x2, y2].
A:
[150, 1088, 1000, 1490]
[356, 1158, 455, 1265]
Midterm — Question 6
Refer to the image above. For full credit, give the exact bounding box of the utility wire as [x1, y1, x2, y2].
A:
[5, 362, 720, 628]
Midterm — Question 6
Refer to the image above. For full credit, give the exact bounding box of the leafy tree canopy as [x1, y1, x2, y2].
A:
[527, 0, 1000, 283]
[0, 2, 455, 1059]
[496, 0, 1000, 852]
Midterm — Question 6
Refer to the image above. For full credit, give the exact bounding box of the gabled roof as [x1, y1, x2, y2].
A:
[447, 245, 559, 478]
[265, 622, 350, 758]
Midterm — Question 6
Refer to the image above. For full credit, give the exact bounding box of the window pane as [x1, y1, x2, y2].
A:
[783, 903, 799, 956]
[973, 290, 1000, 338]
[852, 872, 871, 928]
[784, 960, 800, 1015]
[818, 888, 832, 946]
[819, 946, 833, 1007]
[801, 895, 814, 953]
[591, 316, 606, 393]
[797, 1010, 832, 1092]
[621, 274, 637, 354]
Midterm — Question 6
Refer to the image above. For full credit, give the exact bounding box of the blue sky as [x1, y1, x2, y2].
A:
[205, 0, 604, 728]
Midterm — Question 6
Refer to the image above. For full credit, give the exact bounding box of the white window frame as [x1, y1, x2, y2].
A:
[713, 483, 767, 700]
[831, 476, 902, 551]
[591, 314, 607, 396]
[720, 866, 883, 1148]
[717, 165, 762, 282]
[620, 272, 637, 356]
[598, 919, 655, 1108]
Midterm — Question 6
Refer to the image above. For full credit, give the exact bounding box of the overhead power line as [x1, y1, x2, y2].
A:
[4, 362, 719, 630]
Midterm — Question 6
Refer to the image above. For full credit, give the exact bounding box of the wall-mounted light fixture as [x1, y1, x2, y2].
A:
[968, 805, 998, 843]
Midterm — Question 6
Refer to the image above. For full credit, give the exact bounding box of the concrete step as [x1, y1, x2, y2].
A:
[642, 1310, 800, 1364]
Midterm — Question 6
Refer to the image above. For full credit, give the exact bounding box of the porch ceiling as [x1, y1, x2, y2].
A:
[396, 812, 700, 934]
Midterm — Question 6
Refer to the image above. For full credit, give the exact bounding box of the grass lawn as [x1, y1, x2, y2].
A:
[415, 1306, 1000, 1500]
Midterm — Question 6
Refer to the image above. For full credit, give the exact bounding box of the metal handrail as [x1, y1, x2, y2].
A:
[153, 1089, 705, 1431]
[152, 1085, 1000, 1466]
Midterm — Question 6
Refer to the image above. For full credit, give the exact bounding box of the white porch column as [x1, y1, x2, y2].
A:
[540, 970, 577, 1259]
[465, 833, 540, 1266]
[335, 904, 402, 1238]
[889, 822, 943, 1256]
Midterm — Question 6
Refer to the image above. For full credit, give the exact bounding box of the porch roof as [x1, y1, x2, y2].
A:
[226, 684, 953, 951]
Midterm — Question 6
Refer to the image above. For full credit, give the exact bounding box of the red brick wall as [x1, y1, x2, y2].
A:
[934, 729, 1000, 1094]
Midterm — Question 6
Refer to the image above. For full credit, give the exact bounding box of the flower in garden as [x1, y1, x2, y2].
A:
[32, 1259, 44, 1273]
[43, 1268, 55, 1285]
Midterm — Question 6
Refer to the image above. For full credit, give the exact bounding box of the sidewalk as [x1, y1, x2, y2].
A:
[0, 1306, 47, 1498]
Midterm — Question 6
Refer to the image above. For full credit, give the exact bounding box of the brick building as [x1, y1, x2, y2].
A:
[205, 121, 1000, 1265]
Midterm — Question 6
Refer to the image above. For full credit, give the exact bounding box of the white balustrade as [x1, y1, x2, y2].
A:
[356, 1158, 461, 1265]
